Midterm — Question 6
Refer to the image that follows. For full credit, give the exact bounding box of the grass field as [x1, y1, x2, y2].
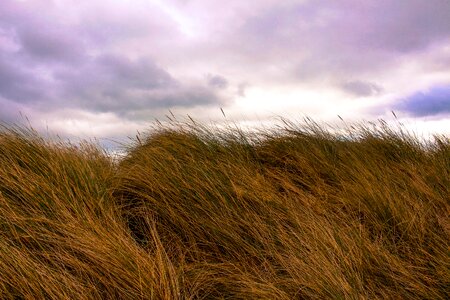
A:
[0, 119, 449, 299]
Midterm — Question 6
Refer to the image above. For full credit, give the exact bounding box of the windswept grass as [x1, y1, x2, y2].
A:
[0, 120, 449, 299]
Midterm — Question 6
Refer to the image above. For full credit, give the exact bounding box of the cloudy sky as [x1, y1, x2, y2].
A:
[1, 0, 450, 142]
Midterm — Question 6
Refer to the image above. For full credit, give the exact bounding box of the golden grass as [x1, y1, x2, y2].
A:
[0, 120, 448, 299]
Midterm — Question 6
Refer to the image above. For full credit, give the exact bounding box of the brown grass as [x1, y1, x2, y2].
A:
[0, 120, 449, 299]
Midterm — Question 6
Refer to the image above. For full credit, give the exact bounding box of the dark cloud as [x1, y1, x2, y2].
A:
[207, 74, 228, 89]
[341, 81, 383, 97]
[107, 86, 222, 121]
[54, 54, 221, 117]
[95, 54, 176, 90]
[0, 1, 84, 64]
[122, 86, 221, 116]
[396, 85, 450, 117]
[0, 54, 48, 102]
[18, 26, 85, 63]
[0, 0, 223, 122]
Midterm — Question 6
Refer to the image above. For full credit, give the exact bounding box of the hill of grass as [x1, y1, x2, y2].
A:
[0, 120, 449, 299]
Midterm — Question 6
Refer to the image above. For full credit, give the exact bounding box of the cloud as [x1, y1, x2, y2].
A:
[18, 26, 85, 63]
[0, 54, 48, 102]
[395, 85, 450, 117]
[0, 1, 84, 64]
[207, 74, 228, 89]
[55, 54, 223, 117]
[341, 81, 383, 97]
[237, 83, 248, 97]
[0, 97, 28, 124]
[0, 0, 225, 124]
[232, 0, 450, 82]
[353, 0, 450, 53]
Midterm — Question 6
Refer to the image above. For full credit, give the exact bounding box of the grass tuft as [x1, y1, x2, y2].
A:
[0, 120, 449, 299]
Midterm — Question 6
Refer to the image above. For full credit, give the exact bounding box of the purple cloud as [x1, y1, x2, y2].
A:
[18, 26, 85, 63]
[396, 86, 450, 117]
[0, 54, 49, 102]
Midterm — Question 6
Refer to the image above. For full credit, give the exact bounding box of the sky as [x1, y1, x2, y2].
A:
[1, 0, 450, 143]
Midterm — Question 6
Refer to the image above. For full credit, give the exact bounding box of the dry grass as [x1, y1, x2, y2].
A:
[0, 120, 448, 299]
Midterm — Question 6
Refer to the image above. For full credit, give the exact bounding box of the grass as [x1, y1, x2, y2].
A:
[0, 119, 448, 299]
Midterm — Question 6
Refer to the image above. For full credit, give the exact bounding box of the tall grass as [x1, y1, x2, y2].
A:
[0, 120, 448, 299]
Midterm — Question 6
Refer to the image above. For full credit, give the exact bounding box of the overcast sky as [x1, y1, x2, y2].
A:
[1, 0, 449, 142]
